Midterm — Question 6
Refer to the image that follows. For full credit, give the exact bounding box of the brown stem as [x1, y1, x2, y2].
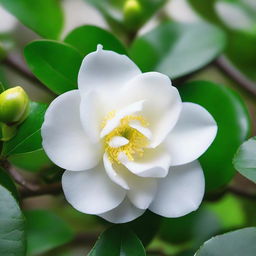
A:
[215, 56, 256, 95]
[146, 249, 171, 256]
[228, 186, 256, 200]
[2, 161, 62, 198]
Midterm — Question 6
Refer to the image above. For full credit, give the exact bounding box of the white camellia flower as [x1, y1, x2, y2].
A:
[42, 45, 217, 223]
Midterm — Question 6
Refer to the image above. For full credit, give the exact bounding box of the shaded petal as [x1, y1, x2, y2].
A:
[119, 146, 172, 178]
[149, 161, 205, 218]
[120, 72, 182, 147]
[98, 198, 145, 223]
[78, 45, 141, 95]
[42, 90, 101, 171]
[166, 102, 217, 166]
[62, 165, 126, 215]
[103, 153, 129, 190]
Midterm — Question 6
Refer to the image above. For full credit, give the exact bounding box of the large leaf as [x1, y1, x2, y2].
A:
[24, 40, 83, 94]
[2, 102, 48, 156]
[179, 81, 251, 191]
[88, 225, 146, 256]
[0, 0, 63, 39]
[195, 227, 256, 256]
[64, 25, 127, 56]
[25, 210, 74, 256]
[130, 21, 226, 79]
[233, 137, 256, 183]
[0, 178, 26, 256]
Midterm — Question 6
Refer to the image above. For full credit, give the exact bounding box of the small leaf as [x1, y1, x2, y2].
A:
[233, 137, 256, 183]
[130, 21, 226, 79]
[2, 102, 48, 156]
[0, 182, 26, 256]
[25, 210, 74, 255]
[24, 40, 83, 94]
[0, 0, 63, 39]
[179, 81, 251, 191]
[88, 225, 146, 256]
[64, 25, 127, 56]
[195, 227, 256, 256]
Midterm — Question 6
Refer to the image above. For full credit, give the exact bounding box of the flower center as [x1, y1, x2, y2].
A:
[102, 111, 149, 164]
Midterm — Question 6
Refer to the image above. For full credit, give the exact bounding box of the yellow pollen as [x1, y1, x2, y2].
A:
[102, 111, 149, 164]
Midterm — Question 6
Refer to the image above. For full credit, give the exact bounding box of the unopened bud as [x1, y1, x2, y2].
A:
[0, 86, 30, 125]
[123, 0, 142, 30]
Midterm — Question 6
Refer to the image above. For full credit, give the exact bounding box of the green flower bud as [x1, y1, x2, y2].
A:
[0, 86, 30, 125]
[123, 0, 142, 31]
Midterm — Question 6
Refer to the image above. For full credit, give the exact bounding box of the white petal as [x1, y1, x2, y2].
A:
[103, 154, 129, 190]
[78, 47, 141, 95]
[120, 72, 182, 147]
[98, 198, 145, 223]
[129, 120, 152, 139]
[62, 166, 126, 215]
[42, 90, 101, 171]
[119, 146, 171, 178]
[124, 168, 157, 209]
[100, 100, 145, 138]
[166, 102, 217, 166]
[149, 161, 205, 218]
[108, 136, 129, 148]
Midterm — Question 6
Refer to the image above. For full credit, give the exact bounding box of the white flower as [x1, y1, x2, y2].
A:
[41, 45, 217, 223]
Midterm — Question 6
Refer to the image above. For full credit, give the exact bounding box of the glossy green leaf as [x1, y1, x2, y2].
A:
[88, 225, 146, 256]
[64, 25, 127, 56]
[195, 227, 256, 256]
[179, 81, 251, 191]
[24, 40, 83, 94]
[126, 211, 162, 246]
[0, 181, 26, 256]
[233, 137, 256, 183]
[0, 0, 63, 39]
[130, 21, 226, 79]
[85, 0, 167, 32]
[2, 102, 48, 156]
[25, 210, 74, 255]
[9, 149, 53, 173]
[0, 167, 18, 200]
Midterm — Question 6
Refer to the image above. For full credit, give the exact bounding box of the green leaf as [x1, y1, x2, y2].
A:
[159, 206, 221, 246]
[233, 137, 256, 183]
[2, 102, 48, 156]
[179, 81, 251, 191]
[88, 225, 146, 256]
[130, 21, 226, 79]
[195, 227, 256, 256]
[0, 0, 63, 39]
[126, 211, 162, 246]
[25, 210, 74, 256]
[9, 149, 53, 173]
[0, 167, 18, 200]
[64, 25, 127, 56]
[0, 181, 26, 256]
[24, 40, 83, 94]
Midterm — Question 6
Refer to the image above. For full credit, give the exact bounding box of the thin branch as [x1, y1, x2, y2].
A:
[146, 249, 171, 256]
[215, 56, 256, 95]
[2, 55, 56, 95]
[2, 161, 62, 198]
[228, 186, 256, 200]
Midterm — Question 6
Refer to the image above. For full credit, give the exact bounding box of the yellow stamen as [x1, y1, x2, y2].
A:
[102, 111, 149, 164]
